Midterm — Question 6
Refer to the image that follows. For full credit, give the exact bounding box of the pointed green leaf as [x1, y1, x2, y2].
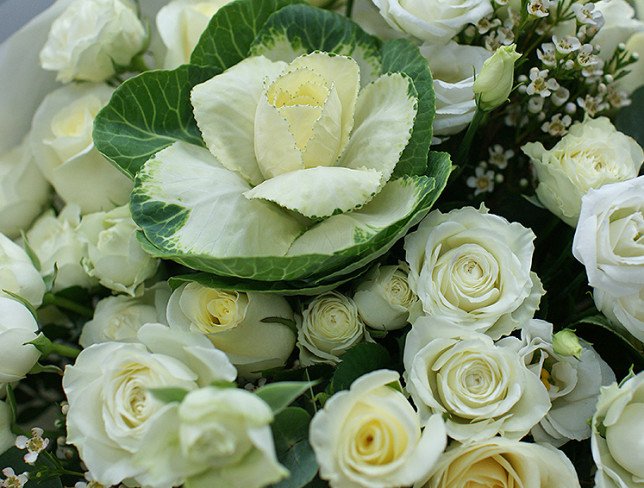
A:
[149, 387, 189, 404]
[331, 342, 391, 393]
[272, 407, 318, 488]
[255, 381, 317, 414]
[93, 64, 220, 178]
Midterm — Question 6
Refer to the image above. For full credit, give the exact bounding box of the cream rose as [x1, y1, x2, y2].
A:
[0, 233, 46, 308]
[26, 205, 95, 292]
[63, 322, 237, 487]
[372, 0, 492, 43]
[177, 387, 287, 487]
[29, 83, 133, 214]
[79, 205, 159, 296]
[310, 370, 447, 488]
[0, 297, 41, 388]
[79, 283, 171, 347]
[0, 139, 49, 239]
[593, 0, 644, 60]
[592, 372, 644, 488]
[420, 42, 491, 137]
[404, 317, 550, 441]
[404, 205, 544, 339]
[167, 282, 296, 377]
[522, 117, 643, 227]
[353, 262, 418, 330]
[594, 288, 644, 343]
[40, 0, 147, 83]
[0, 400, 14, 455]
[423, 437, 581, 488]
[157, 0, 231, 69]
[297, 291, 369, 365]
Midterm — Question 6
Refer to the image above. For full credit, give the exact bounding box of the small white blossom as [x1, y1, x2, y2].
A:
[581, 58, 605, 79]
[553, 35, 581, 54]
[484, 32, 503, 51]
[577, 44, 600, 67]
[537, 43, 557, 67]
[498, 27, 515, 45]
[541, 113, 572, 136]
[14, 428, 49, 465]
[526, 68, 560, 97]
[577, 24, 600, 43]
[572, 3, 604, 27]
[467, 166, 496, 195]
[564, 59, 575, 70]
[527, 0, 554, 18]
[577, 94, 609, 117]
[551, 86, 570, 106]
[606, 84, 631, 108]
[488, 144, 514, 169]
[504, 105, 522, 126]
[477, 17, 501, 34]
[1, 469, 28, 488]
[528, 96, 545, 113]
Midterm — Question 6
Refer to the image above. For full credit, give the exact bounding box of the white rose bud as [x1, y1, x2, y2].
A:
[157, 0, 231, 69]
[63, 323, 237, 488]
[0, 233, 46, 308]
[178, 387, 288, 487]
[0, 400, 14, 454]
[473, 44, 522, 111]
[372, 0, 492, 43]
[552, 329, 583, 359]
[0, 297, 41, 388]
[523, 118, 643, 227]
[40, 0, 147, 83]
[167, 282, 295, 377]
[353, 262, 418, 330]
[29, 83, 133, 214]
[421, 42, 492, 136]
[404, 205, 544, 339]
[0, 139, 49, 239]
[592, 372, 644, 488]
[297, 291, 369, 365]
[79, 283, 171, 347]
[423, 437, 580, 488]
[310, 370, 447, 488]
[404, 317, 551, 441]
[79, 205, 159, 296]
[27, 205, 95, 292]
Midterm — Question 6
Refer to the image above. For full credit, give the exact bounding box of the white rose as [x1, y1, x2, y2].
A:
[593, 0, 644, 60]
[351, 0, 406, 40]
[0, 139, 49, 239]
[178, 387, 287, 488]
[0, 297, 41, 388]
[420, 42, 491, 137]
[310, 370, 447, 488]
[63, 322, 237, 487]
[0, 233, 46, 308]
[79, 205, 159, 296]
[423, 437, 581, 488]
[40, 0, 147, 83]
[573, 177, 643, 298]
[297, 291, 369, 365]
[592, 372, 644, 488]
[404, 317, 550, 441]
[79, 283, 171, 347]
[511, 320, 615, 447]
[29, 83, 133, 214]
[372, 0, 492, 43]
[404, 205, 544, 339]
[522, 117, 643, 227]
[353, 262, 418, 330]
[26, 205, 95, 292]
[157, 0, 231, 69]
[594, 288, 644, 343]
[167, 282, 295, 377]
[0, 400, 14, 455]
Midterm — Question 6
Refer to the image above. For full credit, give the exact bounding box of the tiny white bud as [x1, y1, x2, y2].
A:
[604, 74, 614, 83]
[617, 42, 626, 51]
[565, 102, 577, 114]
[495, 173, 505, 183]
[519, 178, 529, 187]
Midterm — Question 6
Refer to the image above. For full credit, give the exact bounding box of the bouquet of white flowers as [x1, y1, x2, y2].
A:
[0, 0, 642, 487]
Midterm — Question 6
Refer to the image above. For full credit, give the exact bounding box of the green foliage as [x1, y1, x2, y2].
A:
[272, 407, 318, 488]
[255, 381, 317, 415]
[331, 342, 392, 393]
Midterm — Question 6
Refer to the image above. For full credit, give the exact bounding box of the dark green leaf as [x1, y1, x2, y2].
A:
[255, 381, 317, 414]
[93, 64, 220, 178]
[615, 85, 644, 147]
[272, 407, 318, 488]
[331, 342, 391, 393]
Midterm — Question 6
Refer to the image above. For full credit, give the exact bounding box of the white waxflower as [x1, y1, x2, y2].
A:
[541, 113, 572, 136]
[40, 0, 147, 83]
[0, 139, 49, 239]
[466, 166, 496, 196]
[523, 117, 643, 226]
[572, 3, 604, 27]
[310, 370, 447, 488]
[553, 35, 582, 54]
[29, 83, 132, 214]
[79, 205, 159, 296]
[353, 262, 418, 330]
[592, 372, 644, 488]
[15, 428, 50, 465]
[551, 86, 570, 106]
[167, 282, 296, 377]
[404, 317, 550, 441]
[371, 0, 493, 43]
[488, 144, 514, 169]
[527, 0, 554, 18]
[0, 233, 45, 308]
[0, 297, 40, 389]
[0, 468, 28, 488]
[537, 42, 557, 67]
[26, 205, 95, 292]
[526, 68, 560, 97]
[297, 291, 369, 365]
[63, 323, 237, 488]
[404, 205, 544, 339]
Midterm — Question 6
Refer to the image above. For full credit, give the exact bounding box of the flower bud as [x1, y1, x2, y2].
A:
[552, 329, 583, 359]
[473, 44, 521, 111]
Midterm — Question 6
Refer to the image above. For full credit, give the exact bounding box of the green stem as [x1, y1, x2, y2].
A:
[43, 293, 93, 319]
[452, 108, 486, 180]
[345, 0, 354, 18]
[49, 342, 81, 359]
[129, 54, 151, 73]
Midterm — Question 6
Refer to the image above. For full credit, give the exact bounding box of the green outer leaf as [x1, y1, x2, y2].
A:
[272, 407, 318, 488]
[93, 64, 220, 179]
[190, 0, 300, 69]
[255, 381, 317, 415]
[331, 342, 391, 393]
[382, 39, 435, 177]
[149, 387, 189, 403]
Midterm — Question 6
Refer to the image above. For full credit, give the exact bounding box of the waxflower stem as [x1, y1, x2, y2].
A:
[42, 293, 94, 319]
